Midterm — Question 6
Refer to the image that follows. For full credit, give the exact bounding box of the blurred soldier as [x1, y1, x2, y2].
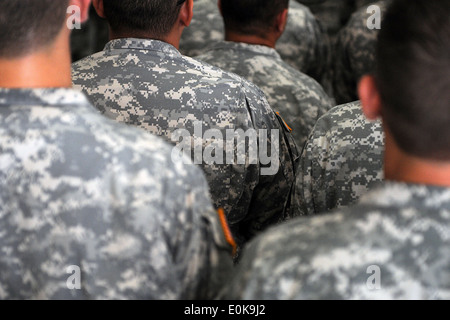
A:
[296, 0, 376, 43]
[296, 0, 354, 44]
[70, 4, 109, 62]
[180, 0, 332, 94]
[295, 101, 384, 216]
[195, 0, 334, 149]
[0, 0, 233, 299]
[333, 1, 388, 105]
[297, 0, 381, 101]
[72, 0, 299, 259]
[221, 0, 450, 299]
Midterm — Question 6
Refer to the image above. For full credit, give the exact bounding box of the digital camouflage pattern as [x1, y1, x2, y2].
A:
[0, 88, 234, 300]
[195, 41, 334, 149]
[295, 101, 384, 216]
[222, 181, 450, 300]
[332, 1, 388, 104]
[71, 38, 300, 256]
[180, 0, 331, 94]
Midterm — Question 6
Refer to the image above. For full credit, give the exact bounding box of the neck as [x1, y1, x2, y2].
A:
[224, 31, 277, 49]
[110, 27, 182, 50]
[0, 31, 72, 89]
[384, 130, 450, 187]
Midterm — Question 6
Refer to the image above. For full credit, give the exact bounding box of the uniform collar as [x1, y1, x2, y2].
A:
[209, 41, 282, 60]
[104, 38, 182, 58]
[0, 88, 91, 107]
[359, 181, 450, 209]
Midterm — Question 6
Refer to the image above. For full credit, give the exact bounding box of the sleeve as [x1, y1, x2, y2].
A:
[167, 161, 235, 300]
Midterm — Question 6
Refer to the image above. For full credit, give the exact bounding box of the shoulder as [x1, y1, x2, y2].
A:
[302, 101, 384, 172]
[309, 101, 380, 139]
[78, 106, 205, 188]
[184, 54, 275, 114]
[288, 1, 320, 25]
[225, 206, 377, 298]
[72, 50, 109, 72]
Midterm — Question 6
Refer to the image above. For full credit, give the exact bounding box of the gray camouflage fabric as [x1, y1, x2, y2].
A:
[295, 101, 384, 216]
[195, 41, 334, 149]
[0, 88, 233, 300]
[180, 0, 331, 94]
[71, 38, 299, 256]
[332, 1, 387, 105]
[222, 181, 450, 300]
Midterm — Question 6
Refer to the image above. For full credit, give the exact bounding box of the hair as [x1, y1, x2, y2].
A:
[0, 0, 69, 58]
[375, 0, 450, 161]
[102, 0, 184, 38]
[220, 0, 289, 37]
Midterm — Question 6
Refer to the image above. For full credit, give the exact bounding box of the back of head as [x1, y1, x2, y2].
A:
[220, 0, 289, 37]
[102, 0, 184, 38]
[375, 0, 450, 161]
[0, 0, 69, 58]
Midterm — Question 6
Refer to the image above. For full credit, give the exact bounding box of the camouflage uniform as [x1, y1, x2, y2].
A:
[180, 0, 331, 94]
[195, 41, 334, 149]
[332, 1, 387, 104]
[295, 101, 384, 216]
[71, 38, 299, 256]
[0, 88, 233, 300]
[222, 181, 450, 300]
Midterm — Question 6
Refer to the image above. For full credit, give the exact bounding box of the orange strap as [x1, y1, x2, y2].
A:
[217, 208, 237, 257]
[276, 112, 293, 132]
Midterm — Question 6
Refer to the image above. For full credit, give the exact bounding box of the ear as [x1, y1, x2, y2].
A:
[69, 0, 92, 23]
[275, 8, 288, 34]
[358, 75, 383, 121]
[179, 0, 194, 28]
[92, 0, 105, 19]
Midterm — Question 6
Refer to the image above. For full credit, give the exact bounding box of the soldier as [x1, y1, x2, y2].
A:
[195, 0, 334, 150]
[72, 0, 299, 259]
[221, 0, 450, 299]
[179, 0, 332, 95]
[332, 1, 388, 105]
[297, 0, 382, 101]
[295, 101, 384, 216]
[296, 0, 355, 44]
[0, 0, 234, 299]
[296, 0, 377, 43]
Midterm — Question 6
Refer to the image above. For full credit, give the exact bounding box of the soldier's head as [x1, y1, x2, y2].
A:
[359, 0, 450, 166]
[0, 0, 91, 59]
[219, 0, 289, 44]
[93, 0, 193, 45]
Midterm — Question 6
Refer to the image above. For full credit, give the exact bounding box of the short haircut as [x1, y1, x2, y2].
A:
[0, 0, 69, 58]
[375, 0, 450, 161]
[220, 0, 289, 37]
[102, 0, 184, 38]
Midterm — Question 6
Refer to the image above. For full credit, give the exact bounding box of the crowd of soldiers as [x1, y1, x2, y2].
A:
[1, 0, 449, 300]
